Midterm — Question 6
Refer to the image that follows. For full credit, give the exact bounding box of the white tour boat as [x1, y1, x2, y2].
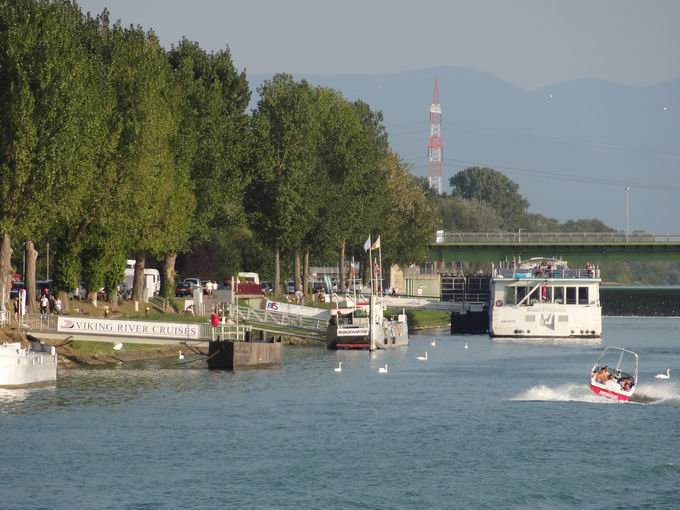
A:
[0, 340, 57, 387]
[489, 257, 601, 338]
[589, 346, 638, 401]
[326, 297, 408, 350]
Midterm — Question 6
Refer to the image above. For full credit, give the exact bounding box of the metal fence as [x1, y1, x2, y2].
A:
[232, 305, 328, 332]
[435, 232, 680, 244]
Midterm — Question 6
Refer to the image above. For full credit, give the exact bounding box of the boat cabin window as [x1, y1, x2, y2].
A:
[553, 287, 564, 304]
[529, 287, 541, 304]
[578, 287, 589, 304]
[566, 286, 577, 305]
[504, 287, 515, 304]
[516, 286, 527, 305]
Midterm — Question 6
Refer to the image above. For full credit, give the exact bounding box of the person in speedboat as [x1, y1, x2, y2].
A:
[594, 366, 610, 384]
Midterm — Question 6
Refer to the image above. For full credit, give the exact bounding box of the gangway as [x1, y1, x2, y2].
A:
[229, 305, 328, 341]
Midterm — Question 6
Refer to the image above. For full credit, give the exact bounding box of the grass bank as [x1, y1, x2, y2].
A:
[386, 308, 450, 330]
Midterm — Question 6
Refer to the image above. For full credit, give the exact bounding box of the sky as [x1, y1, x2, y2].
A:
[77, 0, 680, 90]
[75, 0, 680, 232]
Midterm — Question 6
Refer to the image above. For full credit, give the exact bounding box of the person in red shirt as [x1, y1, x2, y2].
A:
[210, 311, 219, 328]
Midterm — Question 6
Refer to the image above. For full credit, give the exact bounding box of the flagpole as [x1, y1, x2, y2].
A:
[378, 239, 383, 296]
[368, 236, 373, 293]
[352, 255, 356, 309]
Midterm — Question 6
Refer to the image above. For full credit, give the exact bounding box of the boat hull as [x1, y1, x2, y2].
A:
[0, 342, 57, 388]
[590, 383, 631, 401]
[327, 322, 408, 350]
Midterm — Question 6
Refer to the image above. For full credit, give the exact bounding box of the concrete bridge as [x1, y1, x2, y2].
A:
[428, 232, 680, 263]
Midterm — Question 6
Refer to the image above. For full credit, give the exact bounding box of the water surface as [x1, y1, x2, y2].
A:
[2, 317, 679, 509]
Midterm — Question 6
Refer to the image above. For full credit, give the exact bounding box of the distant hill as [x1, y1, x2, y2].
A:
[250, 67, 680, 233]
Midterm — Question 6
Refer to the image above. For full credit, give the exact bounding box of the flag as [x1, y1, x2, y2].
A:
[371, 236, 381, 251]
[363, 236, 371, 252]
[373, 258, 380, 275]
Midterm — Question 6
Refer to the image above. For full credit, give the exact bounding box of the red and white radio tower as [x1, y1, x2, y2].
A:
[427, 79, 443, 194]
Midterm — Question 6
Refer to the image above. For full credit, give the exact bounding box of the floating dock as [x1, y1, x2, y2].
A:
[207, 339, 282, 370]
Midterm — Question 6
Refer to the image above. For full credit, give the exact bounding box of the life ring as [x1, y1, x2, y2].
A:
[495, 300, 504, 307]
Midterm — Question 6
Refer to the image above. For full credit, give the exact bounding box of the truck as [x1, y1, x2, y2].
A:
[123, 260, 160, 297]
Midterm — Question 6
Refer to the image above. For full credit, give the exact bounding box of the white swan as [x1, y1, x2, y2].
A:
[113, 341, 123, 351]
[655, 368, 671, 379]
[430, 340, 436, 347]
[416, 352, 428, 361]
[464, 342, 469, 349]
[378, 364, 388, 374]
[178, 350, 184, 360]
[334, 362, 342, 373]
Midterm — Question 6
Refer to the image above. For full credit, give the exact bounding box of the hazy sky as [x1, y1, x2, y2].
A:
[77, 0, 680, 90]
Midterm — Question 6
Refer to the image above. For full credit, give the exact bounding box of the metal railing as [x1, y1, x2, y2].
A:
[231, 305, 328, 332]
[435, 232, 680, 244]
[495, 268, 599, 279]
[16, 313, 58, 332]
[149, 295, 169, 312]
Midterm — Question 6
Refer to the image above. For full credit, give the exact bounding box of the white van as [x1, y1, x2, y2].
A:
[123, 260, 160, 296]
[237, 272, 260, 285]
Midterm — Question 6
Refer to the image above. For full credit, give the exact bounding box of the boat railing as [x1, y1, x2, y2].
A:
[494, 268, 599, 279]
[338, 317, 369, 328]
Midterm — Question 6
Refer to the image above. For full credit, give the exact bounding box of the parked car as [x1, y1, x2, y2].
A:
[9, 281, 25, 300]
[260, 281, 273, 294]
[285, 281, 296, 294]
[312, 281, 327, 293]
[175, 282, 193, 297]
[36, 280, 52, 297]
[183, 277, 201, 288]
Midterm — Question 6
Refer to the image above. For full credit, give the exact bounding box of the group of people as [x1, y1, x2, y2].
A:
[593, 365, 634, 391]
[11, 290, 62, 319]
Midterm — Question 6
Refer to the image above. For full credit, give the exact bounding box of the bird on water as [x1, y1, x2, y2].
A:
[178, 350, 184, 360]
[464, 342, 469, 350]
[334, 362, 342, 373]
[378, 365, 388, 374]
[430, 340, 436, 347]
[113, 341, 123, 351]
[655, 369, 671, 380]
[416, 352, 428, 361]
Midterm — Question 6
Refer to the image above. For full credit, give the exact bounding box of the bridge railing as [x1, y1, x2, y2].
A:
[232, 305, 328, 332]
[435, 232, 680, 244]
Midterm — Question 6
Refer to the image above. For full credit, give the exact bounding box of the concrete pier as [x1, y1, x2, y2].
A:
[207, 340, 282, 370]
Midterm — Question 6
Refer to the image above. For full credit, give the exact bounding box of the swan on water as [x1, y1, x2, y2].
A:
[113, 341, 123, 351]
[378, 365, 388, 374]
[430, 340, 436, 347]
[416, 352, 428, 361]
[334, 362, 342, 373]
[178, 350, 185, 360]
[464, 342, 469, 349]
[655, 368, 671, 379]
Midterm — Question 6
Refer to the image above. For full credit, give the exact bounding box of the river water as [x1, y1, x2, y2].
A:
[2, 317, 679, 509]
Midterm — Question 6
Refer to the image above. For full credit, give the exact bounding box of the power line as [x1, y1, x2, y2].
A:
[402, 158, 680, 192]
[385, 121, 680, 158]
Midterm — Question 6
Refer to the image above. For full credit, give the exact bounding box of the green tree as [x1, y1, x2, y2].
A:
[166, 39, 251, 296]
[449, 167, 529, 228]
[435, 196, 502, 232]
[248, 74, 318, 295]
[381, 154, 440, 266]
[0, 0, 104, 309]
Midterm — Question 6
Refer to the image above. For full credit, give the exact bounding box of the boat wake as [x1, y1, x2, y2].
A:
[512, 382, 680, 405]
[630, 382, 680, 405]
[512, 384, 609, 403]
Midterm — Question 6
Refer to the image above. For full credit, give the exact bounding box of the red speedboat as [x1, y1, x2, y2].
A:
[590, 346, 638, 401]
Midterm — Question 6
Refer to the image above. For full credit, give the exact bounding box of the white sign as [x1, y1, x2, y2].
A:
[57, 317, 200, 339]
[264, 300, 329, 319]
[336, 328, 369, 337]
